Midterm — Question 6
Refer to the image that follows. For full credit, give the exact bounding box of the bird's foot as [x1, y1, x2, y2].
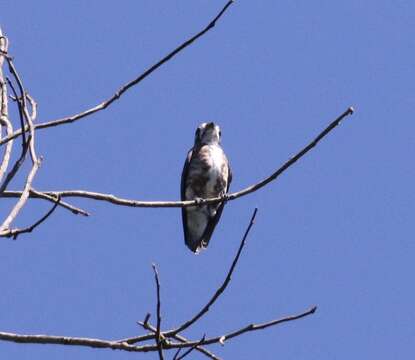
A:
[194, 197, 204, 207]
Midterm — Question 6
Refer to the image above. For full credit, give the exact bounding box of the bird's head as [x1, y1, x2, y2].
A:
[194, 122, 222, 146]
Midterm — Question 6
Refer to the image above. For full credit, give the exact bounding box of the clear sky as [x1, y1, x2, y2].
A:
[1, 1, 414, 359]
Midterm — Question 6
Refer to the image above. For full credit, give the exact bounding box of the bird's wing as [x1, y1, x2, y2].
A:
[181, 149, 195, 251]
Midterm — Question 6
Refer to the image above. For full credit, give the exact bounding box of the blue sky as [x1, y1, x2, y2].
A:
[1, 0, 414, 359]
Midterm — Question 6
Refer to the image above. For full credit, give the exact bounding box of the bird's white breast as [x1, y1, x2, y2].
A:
[205, 145, 227, 194]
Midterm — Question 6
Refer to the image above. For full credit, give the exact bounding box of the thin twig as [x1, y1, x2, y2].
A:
[171, 333, 219, 360]
[1, 190, 89, 216]
[164, 306, 317, 349]
[152, 264, 164, 360]
[3, 107, 354, 208]
[0, 0, 235, 146]
[0, 195, 60, 239]
[30, 189, 89, 216]
[174, 335, 206, 360]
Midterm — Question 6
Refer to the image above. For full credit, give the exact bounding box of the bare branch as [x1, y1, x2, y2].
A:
[121, 325, 219, 360]
[6, 75, 27, 148]
[0, 116, 13, 185]
[29, 189, 89, 216]
[0, 157, 41, 232]
[0, 306, 315, 353]
[0, 0, 235, 146]
[210, 306, 317, 345]
[167, 208, 258, 336]
[170, 333, 219, 360]
[152, 264, 164, 360]
[2, 107, 354, 208]
[174, 335, 206, 360]
[0, 142, 30, 193]
[164, 306, 317, 349]
[26, 93, 37, 122]
[6, 59, 38, 163]
[0, 331, 150, 352]
[0, 195, 60, 239]
[0, 30, 9, 145]
[0, 43, 13, 184]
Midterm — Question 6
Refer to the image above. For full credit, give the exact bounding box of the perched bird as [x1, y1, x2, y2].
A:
[181, 122, 232, 253]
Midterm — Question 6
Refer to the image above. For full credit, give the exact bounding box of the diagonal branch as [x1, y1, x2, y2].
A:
[164, 306, 317, 349]
[174, 335, 206, 360]
[0, 0, 235, 146]
[1, 106, 355, 208]
[123, 208, 258, 348]
[167, 208, 258, 336]
[29, 189, 89, 216]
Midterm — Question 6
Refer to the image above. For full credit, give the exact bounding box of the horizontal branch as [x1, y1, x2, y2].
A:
[0, 306, 316, 353]
[0, 107, 354, 209]
[0, 0, 234, 147]
[0, 332, 149, 352]
[165, 306, 317, 349]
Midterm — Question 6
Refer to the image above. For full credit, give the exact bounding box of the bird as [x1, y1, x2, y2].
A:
[181, 122, 232, 253]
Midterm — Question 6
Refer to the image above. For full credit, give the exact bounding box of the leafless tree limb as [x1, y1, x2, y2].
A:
[0, 195, 60, 239]
[0, 115, 13, 184]
[29, 189, 89, 216]
[6, 75, 27, 148]
[162, 306, 317, 349]
[6, 59, 38, 163]
[174, 335, 206, 360]
[0, 31, 14, 186]
[1, 190, 89, 216]
[169, 207, 258, 336]
[132, 322, 219, 360]
[0, 306, 315, 353]
[0, 140, 30, 193]
[0, 30, 48, 238]
[152, 264, 164, 360]
[0, 157, 41, 232]
[1, 107, 354, 209]
[0, 0, 235, 147]
[0, 208, 315, 356]
[0, 83, 13, 185]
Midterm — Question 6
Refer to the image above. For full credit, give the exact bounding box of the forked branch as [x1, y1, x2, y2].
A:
[0, 208, 316, 357]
